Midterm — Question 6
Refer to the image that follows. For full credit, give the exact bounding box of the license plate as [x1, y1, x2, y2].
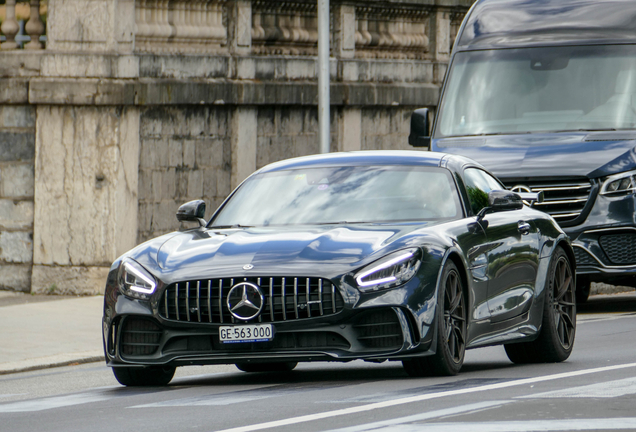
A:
[219, 324, 273, 344]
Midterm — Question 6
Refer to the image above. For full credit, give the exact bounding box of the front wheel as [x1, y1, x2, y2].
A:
[403, 260, 467, 377]
[112, 365, 176, 386]
[505, 246, 576, 364]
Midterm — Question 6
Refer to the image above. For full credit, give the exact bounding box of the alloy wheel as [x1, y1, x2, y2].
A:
[443, 268, 466, 363]
[551, 255, 576, 350]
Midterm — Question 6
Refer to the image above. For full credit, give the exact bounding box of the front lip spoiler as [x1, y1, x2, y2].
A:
[106, 344, 431, 368]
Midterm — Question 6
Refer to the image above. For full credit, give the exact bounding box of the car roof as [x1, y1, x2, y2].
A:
[256, 151, 483, 174]
[457, 0, 636, 50]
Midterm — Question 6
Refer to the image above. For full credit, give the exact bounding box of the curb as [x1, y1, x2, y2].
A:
[0, 353, 104, 376]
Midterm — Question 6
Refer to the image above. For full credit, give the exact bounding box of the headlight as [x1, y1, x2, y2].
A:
[601, 170, 636, 195]
[118, 259, 157, 299]
[355, 248, 422, 292]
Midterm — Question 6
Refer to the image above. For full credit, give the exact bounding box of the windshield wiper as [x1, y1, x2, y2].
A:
[553, 128, 619, 133]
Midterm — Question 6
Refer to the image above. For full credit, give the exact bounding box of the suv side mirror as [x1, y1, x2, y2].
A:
[176, 200, 207, 227]
[409, 108, 431, 148]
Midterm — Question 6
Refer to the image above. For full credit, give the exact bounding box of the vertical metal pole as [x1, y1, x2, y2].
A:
[318, 0, 330, 154]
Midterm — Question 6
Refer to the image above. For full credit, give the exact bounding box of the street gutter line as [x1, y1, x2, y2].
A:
[212, 361, 636, 432]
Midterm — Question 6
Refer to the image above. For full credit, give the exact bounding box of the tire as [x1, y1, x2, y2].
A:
[112, 366, 176, 386]
[235, 362, 298, 373]
[403, 260, 467, 377]
[505, 246, 576, 364]
[575, 277, 591, 304]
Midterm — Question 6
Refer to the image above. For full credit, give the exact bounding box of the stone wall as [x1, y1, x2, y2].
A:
[0, 0, 474, 294]
[0, 106, 35, 292]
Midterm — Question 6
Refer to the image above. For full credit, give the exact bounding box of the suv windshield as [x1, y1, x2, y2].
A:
[435, 45, 636, 138]
[210, 166, 461, 227]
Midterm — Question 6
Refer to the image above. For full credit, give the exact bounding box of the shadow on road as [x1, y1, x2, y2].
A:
[578, 292, 636, 314]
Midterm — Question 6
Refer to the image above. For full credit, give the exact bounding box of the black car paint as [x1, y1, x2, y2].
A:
[420, 0, 636, 288]
[103, 151, 570, 370]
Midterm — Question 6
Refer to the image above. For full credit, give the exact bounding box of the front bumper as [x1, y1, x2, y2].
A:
[103, 287, 436, 368]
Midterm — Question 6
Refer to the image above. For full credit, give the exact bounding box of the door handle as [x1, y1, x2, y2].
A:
[518, 221, 531, 235]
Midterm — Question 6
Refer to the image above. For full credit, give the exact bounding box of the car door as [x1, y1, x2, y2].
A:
[463, 167, 540, 323]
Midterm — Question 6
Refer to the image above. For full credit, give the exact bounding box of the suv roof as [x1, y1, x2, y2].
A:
[458, 0, 636, 50]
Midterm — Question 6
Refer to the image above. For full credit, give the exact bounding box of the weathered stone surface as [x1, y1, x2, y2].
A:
[139, 55, 229, 79]
[31, 264, 109, 295]
[0, 106, 36, 128]
[0, 264, 31, 292]
[0, 132, 35, 162]
[42, 54, 140, 79]
[231, 108, 257, 189]
[0, 200, 33, 230]
[32, 106, 139, 267]
[0, 79, 29, 104]
[0, 231, 33, 263]
[0, 163, 34, 198]
[47, 0, 135, 53]
[0, 53, 42, 78]
[29, 78, 136, 105]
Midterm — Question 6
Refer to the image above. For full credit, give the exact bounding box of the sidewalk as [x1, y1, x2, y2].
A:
[0, 291, 104, 375]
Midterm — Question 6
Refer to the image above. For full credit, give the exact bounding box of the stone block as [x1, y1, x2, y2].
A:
[0, 200, 33, 230]
[1, 163, 34, 198]
[202, 168, 218, 197]
[0, 79, 29, 104]
[0, 231, 33, 263]
[257, 107, 276, 137]
[139, 55, 229, 79]
[140, 108, 165, 138]
[0, 106, 36, 128]
[279, 108, 304, 136]
[187, 170, 203, 199]
[31, 264, 110, 295]
[183, 140, 196, 168]
[29, 78, 135, 105]
[41, 54, 139, 78]
[168, 139, 183, 167]
[208, 108, 229, 138]
[0, 132, 35, 162]
[0, 263, 31, 292]
[256, 136, 272, 170]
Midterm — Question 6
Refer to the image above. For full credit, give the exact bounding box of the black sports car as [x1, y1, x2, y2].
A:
[103, 151, 576, 386]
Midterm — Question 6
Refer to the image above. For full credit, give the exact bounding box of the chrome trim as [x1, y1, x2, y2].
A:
[318, 279, 324, 315]
[293, 278, 299, 319]
[207, 280, 212, 323]
[282, 277, 287, 321]
[175, 283, 180, 321]
[269, 277, 274, 321]
[196, 281, 201, 323]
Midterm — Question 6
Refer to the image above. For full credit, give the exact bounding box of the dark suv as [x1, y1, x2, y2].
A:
[409, 0, 636, 301]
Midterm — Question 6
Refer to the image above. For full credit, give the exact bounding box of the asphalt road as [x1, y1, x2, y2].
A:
[1, 294, 636, 432]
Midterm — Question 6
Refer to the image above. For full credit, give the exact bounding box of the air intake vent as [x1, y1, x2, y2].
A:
[160, 277, 344, 324]
[573, 247, 597, 267]
[600, 233, 636, 265]
[502, 177, 593, 224]
[121, 318, 162, 357]
[354, 309, 403, 350]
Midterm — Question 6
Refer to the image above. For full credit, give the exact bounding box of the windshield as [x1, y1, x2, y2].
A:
[210, 166, 462, 227]
[435, 45, 636, 138]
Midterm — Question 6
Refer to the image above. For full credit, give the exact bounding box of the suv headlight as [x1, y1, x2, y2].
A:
[118, 259, 157, 299]
[601, 170, 636, 195]
[355, 248, 422, 292]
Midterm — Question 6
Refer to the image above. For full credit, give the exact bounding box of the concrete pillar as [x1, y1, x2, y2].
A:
[338, 108, 362, 152]
[334, 5, 356, 59]
[46, 0, 135, 53]
[31, 106, 139, 295]
[230, 108, 258, 190]
[431, 10, 451, 62]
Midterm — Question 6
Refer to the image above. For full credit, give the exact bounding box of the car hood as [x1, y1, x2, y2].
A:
[153, 224, 431, 274]
[434, 133, 636, 179]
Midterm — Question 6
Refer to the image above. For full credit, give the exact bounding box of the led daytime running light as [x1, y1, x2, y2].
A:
[123, 261, 156, 294]
[356, 251, 415, 287]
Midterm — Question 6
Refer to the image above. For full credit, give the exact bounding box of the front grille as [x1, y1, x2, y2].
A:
[573, 247, 597, 266]
[502, 177, 592, 224]
[121, 318, 162, 356]
[160, 277, 344, 324]
[600, 233, 636, 265]
[353, 309, 403, 350]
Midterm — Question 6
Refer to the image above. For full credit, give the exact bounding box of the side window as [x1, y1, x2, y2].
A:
[463, 168, 504, 215]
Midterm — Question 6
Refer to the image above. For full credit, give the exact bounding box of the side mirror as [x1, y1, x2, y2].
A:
[176, 200, 207, 227]
[477, 190, 523, 220]
[408, 108, 431, 148]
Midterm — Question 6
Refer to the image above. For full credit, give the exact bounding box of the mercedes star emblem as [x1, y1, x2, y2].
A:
[510, 185, 532, 194]
[243, 264, 254, 270]
[226, 282, 264, 320]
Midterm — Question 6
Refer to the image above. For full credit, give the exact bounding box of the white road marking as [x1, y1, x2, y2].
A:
[578, 313, 636, 324]
[212, 362, 636, 432]
[519, 376, 636, 399]
[322, 401, 512, 432]
[369, 418, 636, 431]
[0, 392, 110, 413]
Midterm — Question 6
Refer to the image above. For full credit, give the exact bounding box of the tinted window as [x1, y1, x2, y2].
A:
[464, 168, 504, 215]
[211, 166, 462, 226]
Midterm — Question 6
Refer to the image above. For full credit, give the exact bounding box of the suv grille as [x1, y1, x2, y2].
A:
[600, 233, 636, 265]
[502, 177, 592, 224]
[160, 277, 344, 324]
